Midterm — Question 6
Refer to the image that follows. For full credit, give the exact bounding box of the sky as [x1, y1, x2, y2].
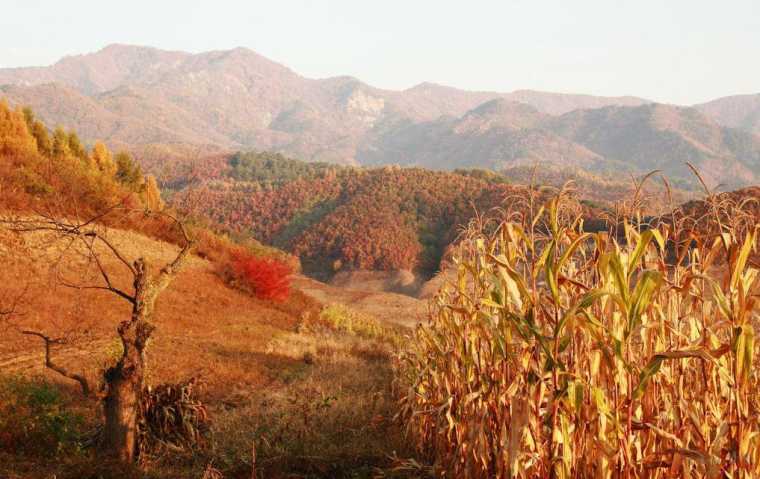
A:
[1, 0, 758, 105]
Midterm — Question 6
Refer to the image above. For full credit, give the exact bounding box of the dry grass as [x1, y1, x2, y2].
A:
[293, 275, 427, 329]
[211, 327, 410, 478]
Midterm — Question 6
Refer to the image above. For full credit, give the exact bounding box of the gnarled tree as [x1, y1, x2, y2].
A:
[2, 208, 194, 463]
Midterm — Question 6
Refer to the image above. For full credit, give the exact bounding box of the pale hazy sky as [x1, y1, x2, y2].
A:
[1, 0, 758, 104]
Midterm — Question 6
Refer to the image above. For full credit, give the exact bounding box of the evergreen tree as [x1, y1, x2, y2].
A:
[91, 141, 116, 176]
[67, 132, 88, 161]
[143, 175, 164, 211]
[52, 127, 71, 158]
[0, 101, 38, 160]
[22, 106, 53, 155]
[30, 121, 52, 156]
[115, 151, 143, 188]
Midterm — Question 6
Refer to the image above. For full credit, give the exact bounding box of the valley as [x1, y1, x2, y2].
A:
[2, 30, 760, 478]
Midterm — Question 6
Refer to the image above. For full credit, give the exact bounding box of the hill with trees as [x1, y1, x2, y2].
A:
[545, 103, 760, 188]
[170, 152, 526, 278]
[0, 99, 294, 283]
[172, 151, 689, 280]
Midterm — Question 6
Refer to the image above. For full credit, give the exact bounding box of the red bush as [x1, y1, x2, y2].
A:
[228, 252, 292, 302]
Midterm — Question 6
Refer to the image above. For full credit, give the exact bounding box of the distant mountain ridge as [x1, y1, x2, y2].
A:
[695, 94, 760, 135]
[1, 44, 759, 187]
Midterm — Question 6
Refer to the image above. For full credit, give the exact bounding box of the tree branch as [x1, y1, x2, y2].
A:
[154, 212, 195, 288]
[78, 236, 136, 304]
[21, 330, 91, 397]
[56, 274, 136, 305]
[87, 232, 137, 276]
[1, 209, 139, 304]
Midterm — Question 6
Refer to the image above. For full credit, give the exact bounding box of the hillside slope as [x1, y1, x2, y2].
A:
[0, 98, 423, 478]
[171, 157, 529, 278]
[0, 222, 421, 477]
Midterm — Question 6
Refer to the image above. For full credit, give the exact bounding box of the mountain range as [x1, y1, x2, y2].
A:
[2, 44, 760, 187]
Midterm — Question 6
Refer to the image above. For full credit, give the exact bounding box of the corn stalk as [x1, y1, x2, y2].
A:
[399, 186, 760, 478]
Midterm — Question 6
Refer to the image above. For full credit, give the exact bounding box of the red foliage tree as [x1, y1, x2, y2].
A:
[228, 251, 292, 302]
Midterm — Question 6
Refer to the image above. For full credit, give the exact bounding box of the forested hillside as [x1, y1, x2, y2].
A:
[172, 151, 681, 281]
[0, 99, 295, 285]
[0, 99, 159, 215]
[170, 152, 528, 277]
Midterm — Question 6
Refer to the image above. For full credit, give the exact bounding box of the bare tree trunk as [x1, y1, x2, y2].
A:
[103, 363, 141, 462]
[102, 318, 152, 462]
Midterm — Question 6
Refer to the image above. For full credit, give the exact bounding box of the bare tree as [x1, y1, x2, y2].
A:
[2, 208, 194, 463]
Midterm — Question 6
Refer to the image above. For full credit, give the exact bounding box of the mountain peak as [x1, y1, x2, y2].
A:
[406, 81, 460, 92]
[98, 43, 155, 53]
[457, 98, 546, 131]
[506, 89, 650, 115]
[73, 43, 189, 62]
[467, 98, 538, 116]
[695, 93, 760, 134]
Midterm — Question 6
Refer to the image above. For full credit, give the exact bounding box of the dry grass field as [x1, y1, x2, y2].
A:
[0, 225, 419, 478]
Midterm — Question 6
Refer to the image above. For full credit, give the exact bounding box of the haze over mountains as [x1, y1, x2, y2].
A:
[2, 44, 760, 187]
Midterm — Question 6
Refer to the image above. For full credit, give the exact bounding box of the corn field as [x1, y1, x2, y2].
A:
[399, 182, 760, 478]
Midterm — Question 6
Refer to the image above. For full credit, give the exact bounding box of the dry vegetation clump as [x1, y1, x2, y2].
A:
[0, 376, 85, 457]
[399, 183, 760, 478]
[137, 377, 210, 466]
[669, 185, 760, 244]
[312, 304, 392, 341]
